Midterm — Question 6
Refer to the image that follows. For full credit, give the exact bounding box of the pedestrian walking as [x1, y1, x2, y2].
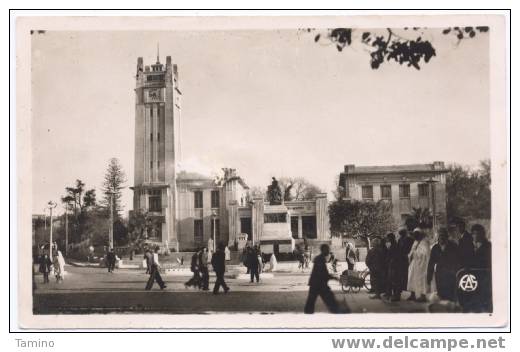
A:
[185, 250, 202, 289]
[225, 245, 231, 261]
[242, 245, 250, 274]
[269, 252, 278, 272]
[257, 247, 265, 273]
[199, 247, 210, 291]
[345, 242, 357, 270]
[145, 247, 166, 290]
[53, 250, 66, 283]
[304, 244, 345, 314]
[427, 227, 461, 302]
[407, 228, 431, 302]
[365, 237, 387, 299]
[144, 247, 152, 274]
[39, 253, 52, 284]
[247, 246, 260, 283]
[211, 243, 230, 294]
[106, 248, 116, 273]
[295, 245, 305, 272]
[396, 227, 415, 294]
[328, 252, 338, 273]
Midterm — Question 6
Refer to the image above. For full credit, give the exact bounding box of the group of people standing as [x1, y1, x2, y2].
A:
[37, 242, 65, 284]
[365, 220, 492, 307]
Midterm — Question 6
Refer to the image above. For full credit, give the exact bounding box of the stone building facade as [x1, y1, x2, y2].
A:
[338, 162, 449, 227]
[131, 55, 330, 253]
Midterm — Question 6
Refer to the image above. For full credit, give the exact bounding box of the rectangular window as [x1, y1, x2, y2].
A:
[418, 183, 430, 197]
[194, 191, 203, 209]
[149, 197, 161, 212]
[194, 219, 203, 244]
[148, 190, 161, 212]
[150, 161, 153, 169]
[399, 184, 411, 199]
[157, 133, 160, 142]
[211, 190, 220, 208]
[380, 185, 392, 200]
[150, 133, 153, 141]
[150, 108, 153, 117]
[362, 185, 373, 200]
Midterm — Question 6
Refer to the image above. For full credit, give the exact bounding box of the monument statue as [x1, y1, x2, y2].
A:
[267, 177, 283, 205]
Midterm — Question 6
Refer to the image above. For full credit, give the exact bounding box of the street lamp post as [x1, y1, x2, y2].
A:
[425, 177, 439, 232]
[211, 211, 217, 252]
[107, 191, 116, 249]
[47, 201, 57, 257]
[64, 204, 69, 257]
[43, 207, 47, 230]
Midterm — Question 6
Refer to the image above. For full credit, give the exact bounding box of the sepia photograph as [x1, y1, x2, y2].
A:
[15, 14, 508, 329]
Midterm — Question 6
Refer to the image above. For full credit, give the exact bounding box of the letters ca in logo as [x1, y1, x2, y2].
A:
[459, 274, 478, 292]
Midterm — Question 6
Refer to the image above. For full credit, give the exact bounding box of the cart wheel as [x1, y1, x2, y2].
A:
[341, 283, 348, 293]
[363, 273, 371, 291]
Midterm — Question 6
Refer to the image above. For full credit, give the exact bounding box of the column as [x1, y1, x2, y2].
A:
[315, 193, 330, 241]
[298, 216, 303, 239]
[164, 187, 170, 244]
[251, 197, 264, 245]
[153, 104, 158, 182]
[228, 200, 238, 246]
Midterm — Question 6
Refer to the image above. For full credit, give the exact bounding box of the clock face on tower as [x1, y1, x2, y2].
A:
[147, 88, 161, 102]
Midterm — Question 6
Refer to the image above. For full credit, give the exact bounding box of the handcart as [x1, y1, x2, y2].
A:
[340, 269, 371, 293]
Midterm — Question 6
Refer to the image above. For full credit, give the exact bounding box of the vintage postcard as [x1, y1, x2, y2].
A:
[15, 13, 509, 329]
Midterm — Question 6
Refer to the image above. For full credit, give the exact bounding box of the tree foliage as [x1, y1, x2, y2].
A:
[60, 179, 97, 243]
[127, 210, 161, 250]
[446, 160, 491, 222]
[308, 26, 489, 70]
[405, 207, 433, 231]
[101, 158, 127, 218]
[328, 199, 395, 240]
[277, 177, 322, 201]
[263, 177, 322, 203]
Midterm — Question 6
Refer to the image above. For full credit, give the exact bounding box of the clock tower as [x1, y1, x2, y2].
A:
[132, 53, 181, 249]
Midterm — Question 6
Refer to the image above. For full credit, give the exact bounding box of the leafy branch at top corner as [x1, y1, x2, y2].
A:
[312, 26, 489, 70]
[441, 26, 489, 40]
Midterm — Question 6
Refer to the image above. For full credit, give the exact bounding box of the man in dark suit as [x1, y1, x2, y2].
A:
[106, 248, 116, 273]
[211, 243, 230, 294]
[456, 219, 474, 268]
[304, 244, 344, 314]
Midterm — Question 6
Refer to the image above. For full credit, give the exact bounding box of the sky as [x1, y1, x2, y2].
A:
[31, 29, 490, 215]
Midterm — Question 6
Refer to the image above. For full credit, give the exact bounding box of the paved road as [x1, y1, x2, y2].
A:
[33, 266, 430, 314]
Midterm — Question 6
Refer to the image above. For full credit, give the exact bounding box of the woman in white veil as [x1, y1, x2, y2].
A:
[53, 250, 66, 282]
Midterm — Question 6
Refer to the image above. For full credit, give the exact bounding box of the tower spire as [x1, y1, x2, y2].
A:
[156, 43, 160, 64]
